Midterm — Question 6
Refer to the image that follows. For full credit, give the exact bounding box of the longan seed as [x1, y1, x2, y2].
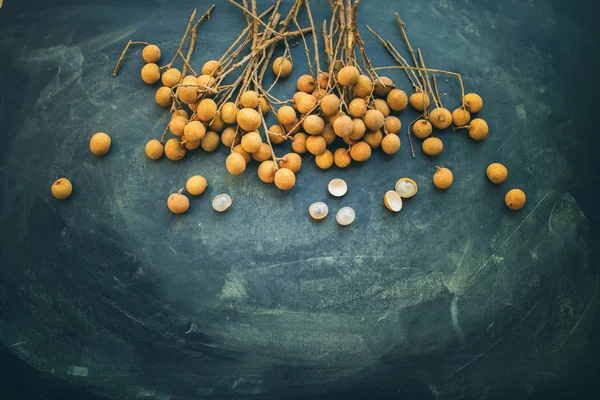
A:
[51, 178, 72, 200]
[252, 143, 272, 162]
[315, 149, 333, 169]
[240, 91, 259, 109]
[333, 148, 352, 168]
[236, 108, 262, 132]
[318, 71, 330, 89]
[468, 118, 488, 141]
[201, 60, 220, 76]
[201, 131, 220, 152]
[505, 189, 526, 210]
[350, 118, 367, 140]
[320, 94, 341, 116]
[387, 89, 408, 111]
[350, 141, 372, 162]
[233, 144, 251, 163]
[464, 93, 483, 113]
[226, 152, 247, 175]
[374, 99, 390, 117]
[196, 74, 215, 90]
[221, 126, 240, 147]
[348, 98, 367, 118]
[381, 134, 401, 154]
[302, 115, 325, 135]
[373, 76, 394, 97]
[161, 68, 181, 87]
[284, 118, 301, 135]
[297, 95, 317, 114]
[337, 65, 359, 87]
[258, 160, 277, 183]
[141, 63, 160, 84]
[413, 119, 433, 139]
[422, 137, 443, 156]
[452, 107, 471, 127]
[165, 138, 187, 161]
[90, 132, 111, 156]
[428, 108, 453, 130]
[170, 116, 188, 136]
[142, 44, 161, 63]
[155, 86, 173, 107]
[312, 88, 327, 101]
[272, 56, 292, 77]
[172, 109, 189, 119]
[197, 98, 217, 122]
[384, 116, 401, 134]
[291, 132, 308, 154]
[145, 139, 164, 160]
[279, 152, 302, 173]
[221, 102, 238, 124]
[241, 131, 262, 153]
[274, 168, 296, 190]
[277, 106, 297, 125]
[186, 175, 208, 196]
[334, 115, 353, 137]
[433, 167, 453, 189]
[209, 112, 226, 132]
[486, 163, 508, 184]
[258, 97, 270, 115]
[167, 192, 190, 214]
[268, 124, 285, 144]
[353, 75, 373, 98]
[363, 129, 383, 148]
[321, 124, 336, 145]
[306, 135, 327, 155]
[409, 91, 431, 111]
[363, 109, 385, 131]
[183, 135, 201, 150]
[297, 74, 316, 93]
[183, 121, 206, 141]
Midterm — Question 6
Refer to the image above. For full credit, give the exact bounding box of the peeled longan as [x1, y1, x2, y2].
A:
[272, 56, 292, 77]
[145, 139, 164, 160]
[334, 115, 353, 137]
[51, 178, 72, 199]
[337, 65, 359, 87]
[350, 141, 372, 162]
[90, 132, 111, 156]
[315, 149, 333, 169]
[387, 89, 408, 112]
[464, 93, 483, 113]
[409, 91, 431, 111]
[428, 107, 453, 130]
[306, 135, 327, 155]
[373, 76, 394, 97]
[237, 108, 262, 132]
[226, 152, 247, 175]
[170, 116, 188, 136]
[349, 98, 367, 118]
[241, 131, 262, 153]
[505, 189, 526, 210]
[413, 119, 433, 139]
[384, 116, 401, 134]
[364, 129, 383, 148]
[382, 134, 401, 154]
[186, 175, 208, 196]
[353, 75, 373, 98]
[141, 63, 160, 84]
[268, 124, 285, 144]
[167, 192, 190, 214]
[197, 99, 217, 122]
[374, 99, 390, 117]
[297, 75, 316, 93]
[155, 86, 173, 107]
[302, 115, 325, 135]
[221, 126, 240, 147]
[209, 112, 226, 132]
[422, 137, 443, 156]
[233, 144, 251, 163]
[165, 138, 186, 161]
[468, 118, 488, 141]
[277, 106, 297, 125]
[240, 91, 259, 109]
[202, 60, 220, 76]
[184, 121, 206, 141]
[221, 102, 238, 124]
[161, 68, 181, 87]
[291, 132, 308, 154]
[452, 107, 471, 127]
[142, 44, 161, 63]
[321, 124, 336, 145]
[252, 143, 272, 162]
[487, 163, 508, 184]
[274, 168, 296, 190]
[321, 94, 341, 116]
[279, 152, 302, 173]
[258, 160, 277, 183]
[201, 131, 220, 152]
[433, 167, 453, 189]
[333, 148, 352, 168]
[363, 109, 385, 131]
[297, 95, 317, 114]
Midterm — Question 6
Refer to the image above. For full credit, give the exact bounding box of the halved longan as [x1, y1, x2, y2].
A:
[141, 63, 160, 84]
[363, 109, 385, 131]
[155, 86, 173, 107]
[428, 108, 452, 130]
[51, 178, 72, 200]
[183, 121, 206, 141]
[200, 131, 220, 152]
[90, 132, 111, 156]
[387, 89, 408, 111]
[241, 131, 262, 153]
[237, 108, 262, 132]
[274, 168, 296, 190]
[279, 152, 302, 173]
[350, 141, 372, 162]
[145, 139, 164, 160]
[337, 65, 359, 87]
[161, 68, 181, 87]
[165, 138, 186, 161]
[142, 44, 161, 63]
[302, 115, 325, 135]
[381, 134, 401, 154]
[226, 152, 247, 175]
[258, 160, 277, 183]
[333, 148, 351, 168]
[272, 56, 292, 77]
[315, 149, 333, 169]
[422, 137, 443, 156]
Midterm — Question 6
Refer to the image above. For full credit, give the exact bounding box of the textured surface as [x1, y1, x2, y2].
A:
[0, 0, 599, 399]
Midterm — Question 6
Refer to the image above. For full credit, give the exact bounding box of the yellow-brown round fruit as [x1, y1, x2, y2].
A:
[170, 116, 188, 136]
[382, 134, 401, 154]
[141, 63, 160, 84]
[328, 112, 343, 126]
[469, 118, 489, 141]
[315, 149, 333, 169]
[505, 189, 526, 210]
[350, 118, 367, 140]
[487, 163, 508, 184]
[165, 138, 186, 161]
[221, 126, 240, 147]
[155, 86, 173, 107]
[312, 88, 326, 101]
[201, 131, 220, 152]
[142, 44, 161, 63]
[334, 115, 353, 137]
[363, 109, 385, 131]
[318, 72, 330, 89]
[172, 109, 189, 119]
[337, 65, 360, 87]
[51, 178, 72, 200]
[452, 107, 471, 127]
[306, 135, 327, 155]
[322, 124, 336, 145]
[258, 96, 270, 115]
[258, 160, 277, 183]
[183, 135, 201, 150]
[350, 141, 372, 162]
[182, 75, 197, 84]
[201, 60, 220, 76]
[422, 137, 443, 156]
[384, 116, 401, 134]
[272, 56, 292, 77]
[464, 93, 483, 113]
[277, 106, 297, 125]
[268, 124, 285, 144]
[233, 144, 251, 163]
[161, 68, 181, 87]
[364, 129, 383, 148]
[189, 102, 198, 112]
[333, 148, 352, 168]
[167, 192, 190, 214]
[186, 175, 208, 196]
[195, 74, 215, 90]
[297, 75, 316, 93]
[252, 143, 272, 162]
[279, 152, 302, 173]
[428, 108, 453, 130]
[303, 115, 325, 135]
[353, 75, 373, 98]
[284, 118, 301, 135]
[240, 91, 259, 109]
[349, 98, 367, 118]
[297, 95, 317, 114]
[373, 76, 394, 97]
[241, 131, 262, 153]
[292, 91, 309, 109]
[291, 132, 308, 154]
[183, 121, 206, 141]
[274, 168, 296, 190]
[387, 88, 408, 111]
[178, 80, 198, 104]
[90, 132, 111, 156]
[197, 99, 217, 122]
[221, 102, 238, 124]
[209, 112, 226, 132]
[226, 152, 247, 175]
[237, 108, 262, 132]
[374, 99, 390, 117]
[321, 94, 341, 116]
[409, 91, 431, 111]
[413, 119, 433, 139]
[145, 139, 164, 160]
[433, 167, 453, 189]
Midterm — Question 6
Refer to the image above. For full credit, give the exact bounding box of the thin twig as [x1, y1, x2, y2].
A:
[432, 74, 443, 108]
[417, 48, 439, 110]
[161, 9, 197, 70]
[112, 41, 150, 77]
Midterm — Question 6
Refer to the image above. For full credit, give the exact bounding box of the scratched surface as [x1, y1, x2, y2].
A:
[0, 0, 599, 399]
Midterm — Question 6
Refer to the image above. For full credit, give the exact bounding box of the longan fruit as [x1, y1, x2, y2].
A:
[279, 152, 302, 173]
[409, 91, 431, 111]
[141, 63, 160, 84]
[350, 118, 367, 140]
[183, 121, 206, 141]
[297, 75, 316, 93]
[334, 115, 353, 137]
[272, 56, 292, 77]
[145, 139, 164, 160]
[51, 178, 72, 199]
[321, 94, 341, 116]
[195, 74, 215, 89]
[328, 112, 343, 126]
[209, 112, 226, 132]
[374, 98, 390, 117]
[315, 149, 333, 169]
[165, 138, 186, 161]
[258, 96, 270, 115]
[161, 68, 181, 87]
[350, 141, 372, 162]
[342, 135, 356, 146]
[464, 93, 483, 113]
[349, 98, 367, 118]
[258, 160, 277, 183]
[318, 71, 330, 89]
[237, 108, 262, 132]
[283, 118, 301, 135]
[183, 136, 201, 150]
[413, 119, 433, 139]
[186, 175, 208, 196]
[321, 124, 336, 145]
[170, 116, 188, 136]
[182, 75, 197, 84]
[142, 44, 161, 63]
[90, 132, 111, 156]
[452, 107, 471, 127]
[226, 152, 247, 175]
[387, 88, 408, 111]
[381, 134, 401, 154]
[433, 167, 453, 189]
[333, 148, 351, 168]
[373, 76, 394, 97]
[306, 135, 327, 155]
[172, 109, 189, 119]
[200, 131, 220, 152]
[364, 129, 383, 148]
[252, 143, 272, 162]
[167, 192, 190, 214]
[312, 88, 326, 101]
[221, 102, 238, 124]
[428, 108, 452, 130]
[292, 91, 309, 108]
[468, 118, 488, 141]
[277, 106, 297, 125]
[155, 86, 173, 107]
[268, 124, 285, 145]
[291, 132, 308, 154]
[337, 65, 359, 87]
[241, 131, 262, 153]
[363, 109, 385, 131]
[422, 137, 443, 156]
[303, 115, 325, 135]
[240, 90, 259, 109]
[297, 95, 317, 114]
[233, 144, 251, 163]
[197, 99, 217, 122]
[274, 168, 296, 190]
[384, 116, 401, 134]
[505, 189, 526, 210]
[221, 126, 240, 147]
[189, 102, 199, 112]
[202, 60, 221, 76]
[178, 83, 198, 104]
[353, 75, 373, 98]
[487, 163, 508, 184]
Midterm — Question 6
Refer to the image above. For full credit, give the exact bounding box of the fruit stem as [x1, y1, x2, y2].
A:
[112, 40, 150, 77]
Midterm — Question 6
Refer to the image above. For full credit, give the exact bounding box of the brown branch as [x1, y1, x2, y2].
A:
[394, 12, 424, 87]
[417, 48, 438, 110]
[177, 50, 198, 76]
[293, 16, 313, 77]
[227, 0, 281, 37]
[112, 40, 150, 77]
[432, 74, 443, 108]
[161, 9, 197, 70]
[304, 0, 321, 80]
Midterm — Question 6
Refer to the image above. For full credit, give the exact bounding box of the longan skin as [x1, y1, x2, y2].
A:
[469, 118, 489, 141]
[145, 139, 164, 160]
[226, 152, 247, 175]
[464, 93, 483, 113]
[141, 63, 160, 84]
[387, 89, 408, 111]
[142, 45, 161, 63]
[350, 141, 372, 162]
[272, 56, 292, 77]
[161, 68, 181, 87]
[381, 134, 401, 154]
[258, 160, 277, 183]
[279, 152, 302, 173]
[337, 65, 360, 87]
[505, 189, 526, 210]
[413, 119, 433, 139]
[236, 108, 262, 132]
[363, 109, 385, 131]
[384, 116, 401, 134]
[315, 149, 333, 169]
[433, 167, 453, 189]
[200, 131, 220, 152]
[90, 132, 111, 156]
[422, 137, 443, 156]
[165, 138, 187, 161]
[155, 86, 173, 107]
[167, 193, 190, 214]
[373, 76, 394, 97]
[452, 107, 471, 127]
[409, 91, 431, 111]
[291, 133, 308, 154]
[51, 178, 72, 200]
[186, 175, 208, 196]
[428, 108, 453, 130]
[274, 168, 296, 190]
[486, 163, 508, 184]
[333, 148, 352, 168]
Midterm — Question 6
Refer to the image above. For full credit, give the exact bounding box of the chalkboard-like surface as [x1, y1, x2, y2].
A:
[1, 0, 599, 399]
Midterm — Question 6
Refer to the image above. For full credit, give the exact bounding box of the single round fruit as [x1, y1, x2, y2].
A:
[237, 108, 262, 132]
[258, 160, 277, 183]
[168, 192, 190, 214]
[328, 178, 347, 197]
[306, 135, 327, 155]
[409, 91, 431, 111]
[145, 139, 164, 160]
[373, 76, 394, 97]
[384, 190, 403, 212]
[381, 134, 401, 154]
[141, 63, 160, 84]
[221, 127, 240, 147]
[183, 121, 206, 141]
[333, 148, 351, 168]
[279, 152, 302, 173]
[226, 152, 247, 175]
[200, 131, 220, 152]
[89, 132, 111, 156]
[212, 193, 232, 212]
[178, 83, 198, 104]
[221, 102, 238, 124]
[297, 75, 316, 93]
[195, 74, 215, 89]
[505, 189, 526, 210]
[413, 119, 433, 139]
[297, 95, 317, 114]
[241, 131, 262, 153]
[321, 124, 336, 145]
[468, 118, 489, 141]
[387, 89, 408, 111]
[350, 118, 367, 140]
[161, 68, 181, 87]
[240, 90, 259, 109]
[452, 107, 471, 126]
[233, 144, 251, 163]
[170, 116, 188, 136]
[318, 72, 330, 89]
[189, 102, 198, 112]
[186, 175, 208, 196]
[433, 167, 453, 189]
[303, 115, 325, 135]
[142, 44, 161, 63]
[363, 109, 385, 131]
[309, 202, 329, 221]
[350, 141, 371, 162]
[464, 93, 483, 113]
[165, 138, 186, 161]
[428, 107, 453, 130]
[422, 137, 443, 156]
[315, 149, 333, 169]
[284, 118, 301, 135]
[183, 136, 201, 151]
[196, 98, 217, 122]
[272, 56, 292, 77]
[353, 75, 373, 98]
[155, 86, 173, 107]
[274, 168, 296, 190]
[291, 133, 308, 154]
[258, 96, 270, 115]
[172, 109, 189, 119]
[277, 106, 297, 125]
[251, 143, 272, 162]
[364, 129, 383, 148]
[321, 94, 341, 116]
[374, 98, 390, 117]
[51, 178, 72, 200]
[384, 116, 401, 134]
[334, 115, 353, 137]
[487, 163, 508, 184]
[349, 98, 367, 118]
[202, 60, 220, 76]
[293, 91, 309, 109]
[268, 124, 285, 144]
[337, 65, 360, 87]
[395, 178, 418, 198]
[336, 206, 355, 226]
[209, 112, 226, 132]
